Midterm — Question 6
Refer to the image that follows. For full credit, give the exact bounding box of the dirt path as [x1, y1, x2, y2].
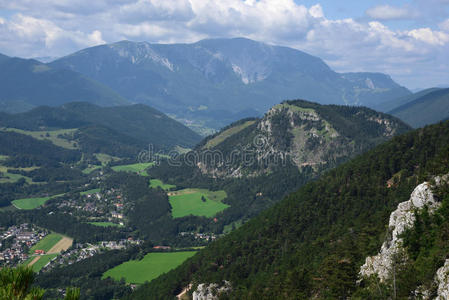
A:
[28, 256, 41, 267]
[176, 284, 192, 300]
[47, 237, 73, 254]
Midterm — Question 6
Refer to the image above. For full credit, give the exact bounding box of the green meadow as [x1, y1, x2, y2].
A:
[12, 193, 64, 209]
[29, 233, 64, 253]
[1, 128, 78, 150]
[149, 179, 176, 190]
[102, 251, 197, 284]
[169, 188, 229, 218]
[111, 162, 154, 175]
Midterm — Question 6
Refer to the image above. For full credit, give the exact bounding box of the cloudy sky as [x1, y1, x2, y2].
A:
[0, 0, 448, 89]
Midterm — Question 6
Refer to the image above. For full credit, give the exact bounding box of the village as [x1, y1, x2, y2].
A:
[0, 223, 48, 266]
[54, 186, 127, 226]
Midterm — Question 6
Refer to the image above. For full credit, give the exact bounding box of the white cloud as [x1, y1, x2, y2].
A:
[366, 5, 414, 20]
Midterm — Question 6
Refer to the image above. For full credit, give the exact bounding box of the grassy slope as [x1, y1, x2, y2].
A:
[203, 120, 256, 149]
[169, 188, 229, 218]
[12, 193, 64, 209]
[102, 252, 197, 284]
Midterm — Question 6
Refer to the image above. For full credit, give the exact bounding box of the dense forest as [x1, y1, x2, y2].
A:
[130, 120, 449, 299]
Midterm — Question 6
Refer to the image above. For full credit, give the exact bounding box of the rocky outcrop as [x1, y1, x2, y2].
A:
[360, 181, 440, 281]
[435, 259, 449, 299]
[192, 281, 232, 300]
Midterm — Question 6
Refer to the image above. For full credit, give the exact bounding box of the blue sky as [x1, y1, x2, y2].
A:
[0, 0, 448, 89]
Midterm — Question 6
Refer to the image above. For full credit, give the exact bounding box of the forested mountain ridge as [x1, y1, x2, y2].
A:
[49, 38, 410, 129]
[0, 54, 129, 113]
[389, 88, 449, 128]
[195, 100, 411, 178]
[129, 120, 449, 299]
[0, 102, 201, 150]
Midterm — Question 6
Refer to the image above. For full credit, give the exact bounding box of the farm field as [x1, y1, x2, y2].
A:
[168, 188, 229, 218]
[102, 251, 197, 284]
[1, 128, 78, 149]
[111, 162, 154, 175]
[95, 153, 121, 165]
[29, 233, 64, 253]
[29, 254, 58, 272]
[12, 193, 64, 209]
[88, 221, 123, 227]
[149, 179, 176, 190]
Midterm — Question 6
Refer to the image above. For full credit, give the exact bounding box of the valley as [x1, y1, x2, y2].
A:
[1, 10, 449, 298]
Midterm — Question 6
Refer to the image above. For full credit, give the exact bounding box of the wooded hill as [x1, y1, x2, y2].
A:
[130, 120, 449, 299]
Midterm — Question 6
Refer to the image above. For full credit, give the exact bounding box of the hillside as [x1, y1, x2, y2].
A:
[0, 54, 129, 113]
[389, 88, 449, 128]
[195, 100, 411, 178]
[373, 87, 442, 113]
[0, 102, 202, 150]
[129, 120, 449, 299]
[49, 38, 410, 129]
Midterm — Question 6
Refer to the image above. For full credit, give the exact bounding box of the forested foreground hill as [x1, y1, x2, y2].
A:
[130, 121, 449, 299]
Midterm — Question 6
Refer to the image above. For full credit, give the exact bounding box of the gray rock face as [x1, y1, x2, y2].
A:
[360, 181, 439, 281]
[435, 259, 449, 299]
[192, 281, 232, 300]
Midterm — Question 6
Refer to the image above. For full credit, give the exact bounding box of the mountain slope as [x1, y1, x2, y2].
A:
[374, 87, 442, 113]
[50, 38, 410, 129]
[0, 102, 201, 150]
[0, 54, 129, 113]
[129, 120, 449, 299]
[195, 100, 411, 178]
[389, 88, 449, 128]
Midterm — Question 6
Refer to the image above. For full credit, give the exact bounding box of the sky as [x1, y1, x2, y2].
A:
[0, 0, 448, 90]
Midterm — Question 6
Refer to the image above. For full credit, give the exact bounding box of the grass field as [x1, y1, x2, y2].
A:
[31, 254, 58, 272]
[112, 162, 154, 175]
[149, 179, 176, 190]
[169, 188, 229, 218]
[12, 193, 64, 209]
[80, 188, 100, 195]
[88, 221, 122, 227]
[29, 233, 64, 253]
[1, 128, 78, 149]
[102, 251, 197, 284]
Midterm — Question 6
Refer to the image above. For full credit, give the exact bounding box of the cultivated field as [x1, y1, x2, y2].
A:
[149, 179, 176, 190]
[26, 233, 73, 272]
[102, 251, 197, 284]
[168, 188, 229, 218]
[111, 162, 154, 175]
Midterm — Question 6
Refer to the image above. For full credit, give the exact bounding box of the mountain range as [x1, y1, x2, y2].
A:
[49, 38, 411, 129]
